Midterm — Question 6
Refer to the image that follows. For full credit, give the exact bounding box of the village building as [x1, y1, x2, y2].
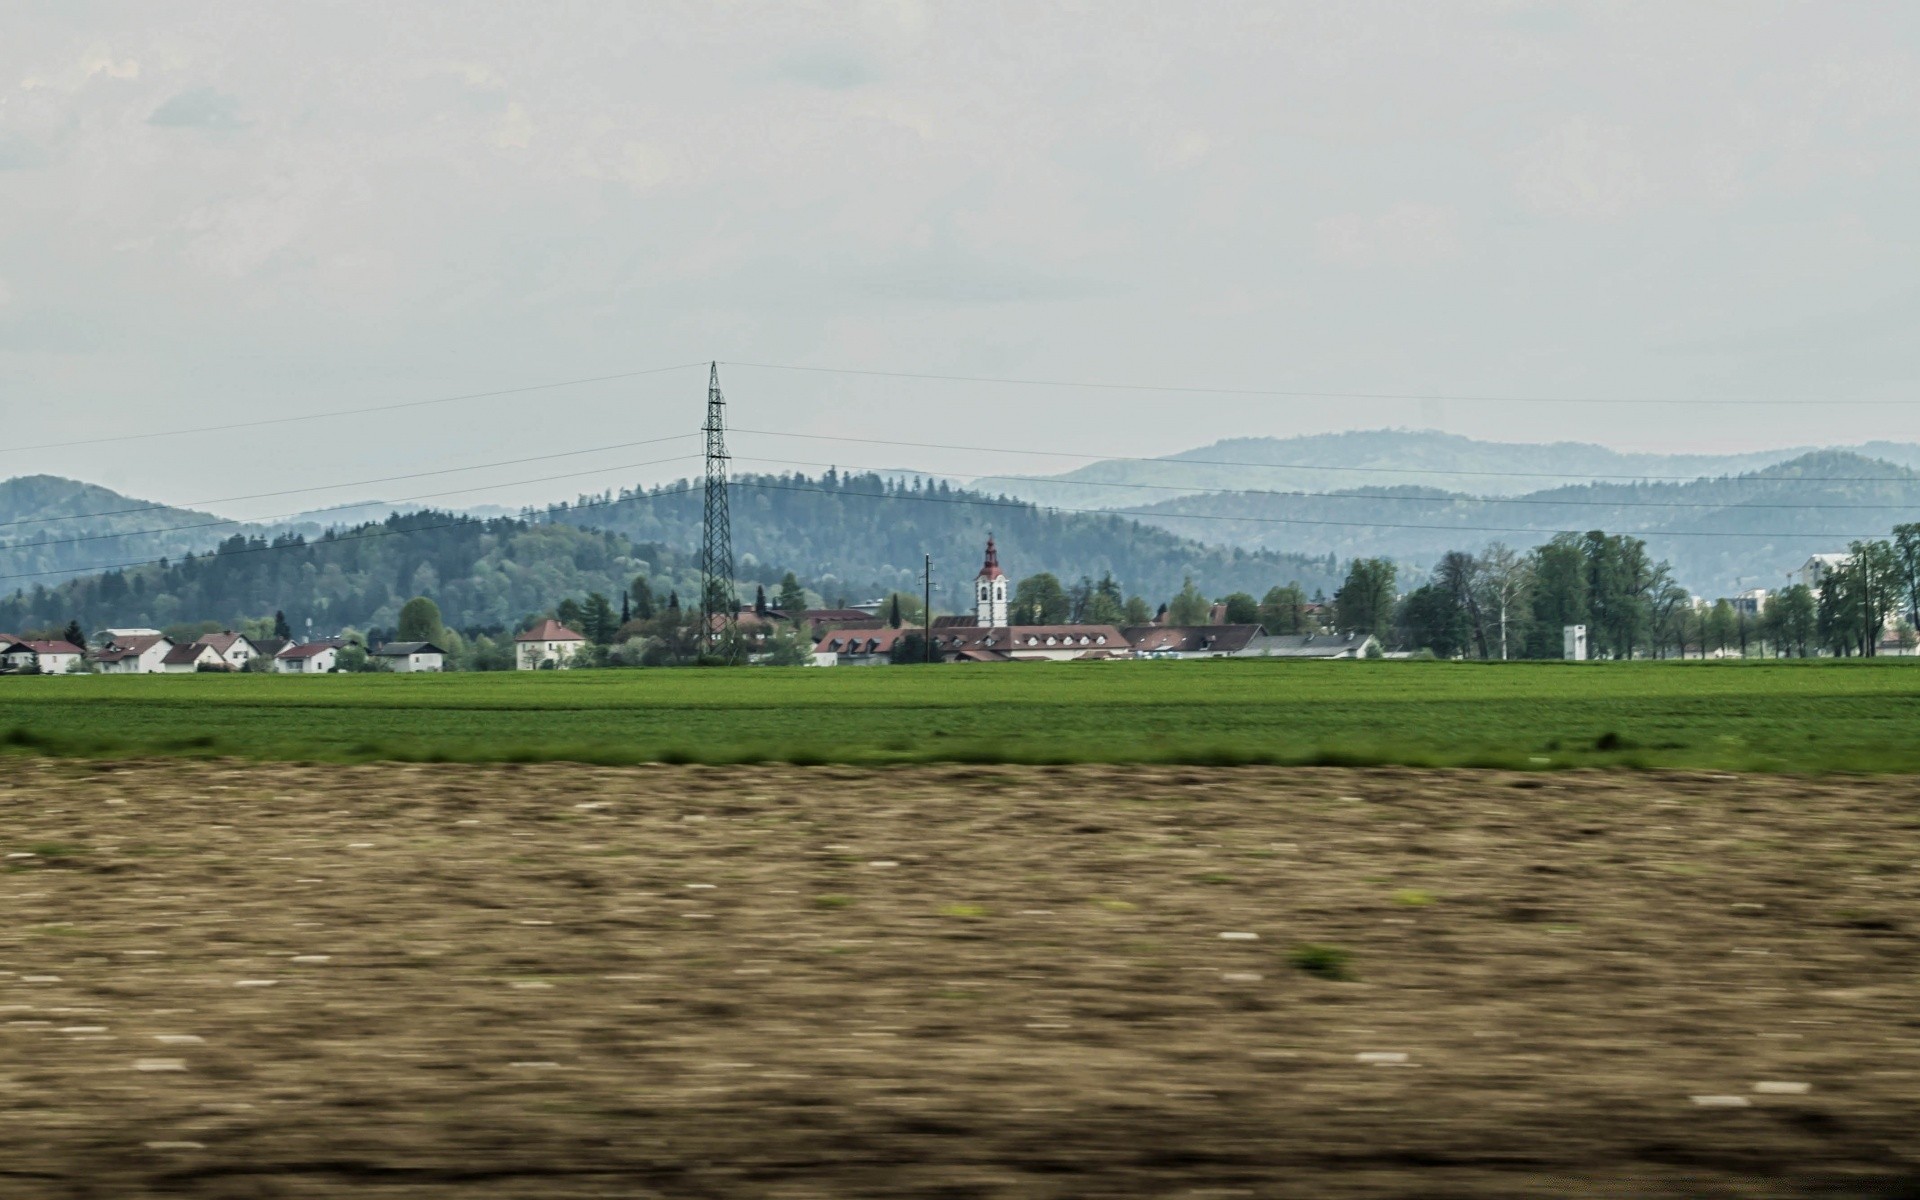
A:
[274, 640, 342, 674]
[1799, 554, 1850, 591]
[373, 641, 446, 672]
[936, 624, 1128, 662]
[515, 619, 586, 670]
[1238, 632, 1380, 659]
[94, 633, 174, 674]
[973, 535, 1010, 626]
[194, 631, 260, 671]
[161, 642, 228, 673]
[1125, 625, 1263, 659]
[1, 638, 85, 674]
[815, 627, 915, 666]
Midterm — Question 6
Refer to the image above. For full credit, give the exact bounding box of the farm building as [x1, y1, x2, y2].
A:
[1237, 633, 1380, 659]
[515, 620, 586, 670]
[1125, 625, 1263, 659]
[373, 641, 446, 673]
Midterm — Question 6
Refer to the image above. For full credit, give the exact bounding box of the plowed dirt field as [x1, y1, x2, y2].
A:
[2, 759, 1917, 1198]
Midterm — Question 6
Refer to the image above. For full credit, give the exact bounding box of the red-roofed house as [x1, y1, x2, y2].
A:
[161, 642, 228, 673]
[194, 631, 260, 671]
[1, 639, 85, 674]
[273, 640, 343, 674]
[515, 620, 586, 670]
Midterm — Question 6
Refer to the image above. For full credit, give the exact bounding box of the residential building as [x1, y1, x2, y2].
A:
[1, 639, 85, 673]
[1799, 554, 1850, 591]
[815, 627, 915, 666]
[373, 641, 446, 672]
[1730, 589, 1769, 618]
[1237, 632, 1380, 659]
[94, 633, 174, 674]
[95, 627, 162, 644]
[933, 624, 1129, 662]
[1125, 625, 1263, 659]
[515, 620, 586, 669]
[161, 642, 228, 673]
[252, 637, 295, 660]
[274, 640, 342, 674]
[194, 631, 260, 671]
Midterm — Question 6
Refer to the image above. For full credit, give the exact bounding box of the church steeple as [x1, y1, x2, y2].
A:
[975, 534, 1009, 626]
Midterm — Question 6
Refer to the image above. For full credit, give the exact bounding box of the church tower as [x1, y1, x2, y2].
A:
[974, 535, 1009, 627]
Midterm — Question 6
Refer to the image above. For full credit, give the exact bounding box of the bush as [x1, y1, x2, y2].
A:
[1288, 943, 1353, 981]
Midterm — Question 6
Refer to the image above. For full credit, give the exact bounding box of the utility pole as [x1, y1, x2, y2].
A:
[701, 362, 736, 652]
[923, 553, 933, 664]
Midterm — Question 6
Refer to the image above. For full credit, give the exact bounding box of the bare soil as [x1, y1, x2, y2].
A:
[2, 759, 1918, 1199]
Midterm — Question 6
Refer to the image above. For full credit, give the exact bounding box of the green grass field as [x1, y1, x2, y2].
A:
[4, 659, 1919, 772]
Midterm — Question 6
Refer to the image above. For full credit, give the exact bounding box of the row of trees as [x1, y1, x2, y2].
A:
[1341, 524, 1920, 659]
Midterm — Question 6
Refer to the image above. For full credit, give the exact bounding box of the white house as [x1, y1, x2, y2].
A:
[373, 641, 446, 672]
[274, 641, 340, 673]
[514, 619, 586, 669]
[1799, 554, 1850, 591]
[195, 631, 260, 671]
[94, 634, 174, 674]
[1, 638, 85, 674]
[161, 642, 228, 673]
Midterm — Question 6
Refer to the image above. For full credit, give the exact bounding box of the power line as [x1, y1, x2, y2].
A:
[0, 361, 708, 456]
[0, 433, 700, 531]
[730, 427, 1920, 485]
[722, 359, 1920, 407]
[731, 453, 1920, 512]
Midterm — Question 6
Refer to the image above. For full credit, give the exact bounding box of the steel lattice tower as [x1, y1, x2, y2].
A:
[701, 361, 736, 642]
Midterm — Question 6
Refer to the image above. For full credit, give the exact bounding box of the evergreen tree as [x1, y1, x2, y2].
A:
[888, 594, 902, 628]
[755, 584, 769, 616]
[61, 619, 85, 649]
[1332, 559, 1396, 638]
[777, 572, 807, 614]
[621, 592, 630, 624]
[630, 577, 656, 620]
[581, 592, 618, 644]
[273, 610, 291, 640]
[556, 597, 585, 632]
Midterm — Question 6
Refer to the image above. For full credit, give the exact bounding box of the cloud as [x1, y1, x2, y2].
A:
[148, 87, 247, 131]
[1514, 116, 1652, 220]
[1314, 203, 1462, 266]
[773, 47, 880, 90]
[494, 103, 534, 150]
[0, 135, 55, 171]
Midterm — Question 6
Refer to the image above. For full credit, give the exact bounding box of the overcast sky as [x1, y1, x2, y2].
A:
[3, 1, 1917, 517]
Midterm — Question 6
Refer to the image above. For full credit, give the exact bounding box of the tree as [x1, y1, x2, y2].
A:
[397, 596, 445, 644]
[777, 571, 807, 614]
[887, 594, 902, 628]
[1333, 559, 1396, 638]
[1398, 583, 1470, 657]
[1705, 599, 1736, 657]
[754, 584, 769, 616]
[1771, 584, 1816, 657]
[581, 592, 619, 644]
[887, 632, 930, 664]
[1123, 595, 1152, 625]
[1435, 550, 1487, 658]
[1219, 592, 1259, 624]
[630, 577, 656, 621]
[763, 626, 813, 666]
[1012, 573, 1070, 625]
[1067, 576, 1094, 623]
[1895, 524, 1920, 633]
[1526, 536, 1588, 659]
[556, 597, 585, 632]
[1473, 544, 1531, 661]
[1165, 576, 1211, 626]
[1082, 580, 1125, 625]
[61, 619, 86, 649]
[1258, 583, 1306, 635]
[273, 610, 291, 641]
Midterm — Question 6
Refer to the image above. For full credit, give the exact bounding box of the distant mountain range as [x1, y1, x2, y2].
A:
[971, 429, 1920, 505]
[9, 428, 1920, 612]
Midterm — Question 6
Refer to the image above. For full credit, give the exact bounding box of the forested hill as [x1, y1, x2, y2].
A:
[1118, 451, 1920, 595]
[0, 475, 258, 586]
[0, 511, 700, 637]
[0, 474, 1344, 635]
[542, 470, 1342, 609]
[971, 429, 1920, 506]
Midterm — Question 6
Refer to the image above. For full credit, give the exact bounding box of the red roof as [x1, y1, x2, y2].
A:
[95, 634, 168, 663]
[976, 535, 1004, 580]
[515, 619, 585, 643]
[277, 641, 340, 660]
[819, 628, 916, 656]
[195, 631, 253, 654]
[17, 640, 82, 656]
